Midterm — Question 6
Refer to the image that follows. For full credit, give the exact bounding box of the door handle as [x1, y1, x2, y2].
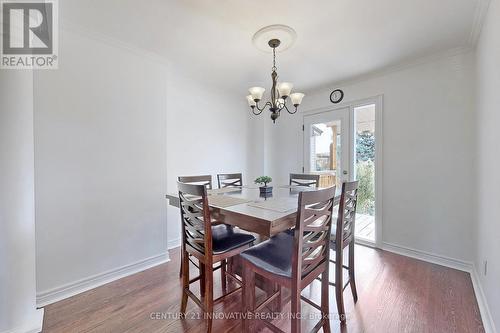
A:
[343, 170, 348, 175]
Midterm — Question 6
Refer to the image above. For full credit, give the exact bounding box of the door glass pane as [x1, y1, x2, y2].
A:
[354, 104, 375, 242]
[308, 120, 342, 189]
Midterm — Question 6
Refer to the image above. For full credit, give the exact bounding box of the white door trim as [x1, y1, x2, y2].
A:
[302, 95, 384, 247]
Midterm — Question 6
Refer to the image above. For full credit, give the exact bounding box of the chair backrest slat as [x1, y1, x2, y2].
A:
[178, 175, 213, 190]
[217, 173, 243, 188]
[289, 173, 320, 188]
[293, 186, 336, 280]
[177, 181, 212, 257]
[335, 181, 359, 248]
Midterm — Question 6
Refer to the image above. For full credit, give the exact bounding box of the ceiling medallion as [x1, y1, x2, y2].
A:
[252, 24, 297, 53]
[246, 25, 304, 123]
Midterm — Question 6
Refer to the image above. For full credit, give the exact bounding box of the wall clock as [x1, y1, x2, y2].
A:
[330, 89, 344, 104]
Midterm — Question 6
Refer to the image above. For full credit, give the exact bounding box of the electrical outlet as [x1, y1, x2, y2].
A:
[484, 260, 488, 276]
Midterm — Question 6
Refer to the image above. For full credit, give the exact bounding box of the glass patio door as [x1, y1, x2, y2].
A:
[304, 101, 379, 245]
[303, 107, 350, 189]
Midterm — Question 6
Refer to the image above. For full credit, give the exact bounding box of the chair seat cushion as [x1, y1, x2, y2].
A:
[240, 231, 294, 278]
[212, 224, 255, 254]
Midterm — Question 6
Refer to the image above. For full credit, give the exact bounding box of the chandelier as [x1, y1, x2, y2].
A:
[246, 38, 304, 123]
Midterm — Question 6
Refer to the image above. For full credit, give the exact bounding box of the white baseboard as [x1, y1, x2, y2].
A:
[381, 242, 497, 333]
[36, 252, 170, 307]
[470, 265, 498, 333]
[0, 308, 44, 333]
[167, 237, 181, 250]
[381, 241, 473, 272]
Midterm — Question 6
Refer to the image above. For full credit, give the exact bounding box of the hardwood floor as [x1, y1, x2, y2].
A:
[42, 246, 484, 333]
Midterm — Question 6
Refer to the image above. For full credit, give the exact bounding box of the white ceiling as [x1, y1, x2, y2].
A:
[60, 0, 481, 94]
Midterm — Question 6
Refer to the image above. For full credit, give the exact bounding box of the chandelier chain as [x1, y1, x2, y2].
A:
[272, 47, 277, 72]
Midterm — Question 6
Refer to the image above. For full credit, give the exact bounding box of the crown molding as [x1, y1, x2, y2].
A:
[60, 20, 171, 67]
[305, 45, 474, 94]
[302, 0, 490, 94]
[469, 0, 492, 46]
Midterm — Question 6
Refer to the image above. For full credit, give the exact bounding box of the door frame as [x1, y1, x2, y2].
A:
[302, 95, 383, 248]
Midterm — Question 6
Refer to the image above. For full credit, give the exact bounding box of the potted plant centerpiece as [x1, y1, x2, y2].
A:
[254, 176, 273, 195]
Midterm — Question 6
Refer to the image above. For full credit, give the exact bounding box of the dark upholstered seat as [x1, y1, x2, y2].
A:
[240, 231, 294, 278]
[212, 224, 255, 254]
[241, 187, 337, 333]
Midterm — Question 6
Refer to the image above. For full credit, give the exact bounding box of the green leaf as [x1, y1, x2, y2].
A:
[254, 176, 272, 185]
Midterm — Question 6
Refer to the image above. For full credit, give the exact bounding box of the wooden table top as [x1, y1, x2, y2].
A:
[166, 185, 340, 237]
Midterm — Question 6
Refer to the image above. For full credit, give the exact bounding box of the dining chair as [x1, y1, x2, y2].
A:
[328, 181, 359, 323]
[178, 182, 255, 333]
[178, 175, 213, 189]
[177, 175, 213, 279]
[241, 186, 336, 333]
[217, 173, 243, 188]
[289, 173, 320, 187]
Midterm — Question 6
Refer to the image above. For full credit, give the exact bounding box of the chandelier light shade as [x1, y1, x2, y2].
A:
[290, 92, 305, 106]
[277, 82, 293, 97]
[246, 95, 257, 107]
[246, 38, 305, 123]
[249, 87, 265, 101]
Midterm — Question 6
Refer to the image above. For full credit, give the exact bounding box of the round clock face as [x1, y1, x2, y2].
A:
[330, 89, 344, 104]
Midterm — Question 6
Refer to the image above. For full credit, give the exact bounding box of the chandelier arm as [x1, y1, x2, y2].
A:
[251, 108, 263, 115]
[254, 101, 272, 113]
[283, 101, 298, 114]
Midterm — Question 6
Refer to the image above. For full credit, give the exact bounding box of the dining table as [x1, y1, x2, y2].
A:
[166, 185, 341, 238]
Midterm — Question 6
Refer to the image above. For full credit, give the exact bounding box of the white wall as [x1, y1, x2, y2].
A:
[165, 67, 252, 248]
[32, 25, 254, 299]
[476, 0, 500, 329]
[264, 51, 476, 263]
[34, 28, 168, 301]
[0, 71, 43, 332]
